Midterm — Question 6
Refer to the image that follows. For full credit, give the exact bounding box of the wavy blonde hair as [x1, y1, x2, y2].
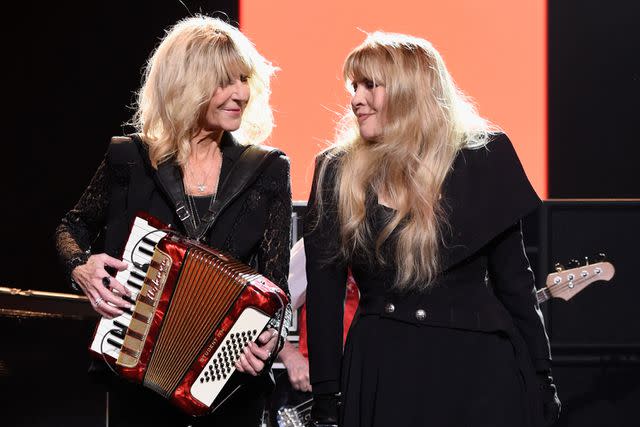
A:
[131, 15, 277, 168]
[320, 32, 493, 290]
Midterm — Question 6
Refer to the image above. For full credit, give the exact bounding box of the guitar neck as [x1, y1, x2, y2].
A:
[536, 287, 552, 304]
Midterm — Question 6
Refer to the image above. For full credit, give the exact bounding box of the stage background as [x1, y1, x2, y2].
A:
[241, 0, 547, 200]
[4, 0, 638, 293]
[2, 1, 638, 426]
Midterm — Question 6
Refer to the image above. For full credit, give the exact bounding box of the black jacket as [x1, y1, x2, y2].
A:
[305, 133, 555, 426]
[57, 132, 292, 295]
[55, 132, 293, 423]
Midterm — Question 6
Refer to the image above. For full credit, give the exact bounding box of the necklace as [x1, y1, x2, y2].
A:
[185, 147, 220, 193]
[185, 171, 221, 234]
[186, 161, 213, 193]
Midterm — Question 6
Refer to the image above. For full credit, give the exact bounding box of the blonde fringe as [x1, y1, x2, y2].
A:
[130, 15, 277, 168]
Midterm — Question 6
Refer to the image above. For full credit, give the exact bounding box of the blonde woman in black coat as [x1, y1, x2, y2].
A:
[305, 32, 560, 427]
[56, 16, 291, 427]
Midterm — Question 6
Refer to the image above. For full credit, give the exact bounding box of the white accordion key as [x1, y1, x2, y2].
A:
[190, 307, 271, 406]
[91, 318, 123, 358]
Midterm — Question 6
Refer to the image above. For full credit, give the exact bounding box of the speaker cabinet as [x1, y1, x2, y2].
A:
[539, 200, 640, 348]
[538, 200, 640, 427]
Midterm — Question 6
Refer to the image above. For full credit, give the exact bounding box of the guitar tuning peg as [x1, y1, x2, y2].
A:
[593, 252, 607, 262]
[567, 259, 581, 268]
[554, 262, 564, 272]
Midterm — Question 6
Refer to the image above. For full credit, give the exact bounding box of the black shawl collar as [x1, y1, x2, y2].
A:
[438, 133, 541, 271]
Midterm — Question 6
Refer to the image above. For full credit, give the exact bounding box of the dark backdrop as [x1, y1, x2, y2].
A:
[4, 0, 639, 292]
[2, 3, 240, 426]
[4, 0, 238, 292]
[548, 0, 640, 198]
[2, 2, 639, 426]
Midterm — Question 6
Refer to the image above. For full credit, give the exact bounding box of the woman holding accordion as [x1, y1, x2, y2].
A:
[55, 15, 291, 427]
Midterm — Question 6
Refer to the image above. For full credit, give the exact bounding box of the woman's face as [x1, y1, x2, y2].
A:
[202, 75, 250, 132]
[351, 79, 386, 142]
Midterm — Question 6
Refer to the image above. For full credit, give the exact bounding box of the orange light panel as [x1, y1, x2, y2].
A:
[241, 0, 547, 199]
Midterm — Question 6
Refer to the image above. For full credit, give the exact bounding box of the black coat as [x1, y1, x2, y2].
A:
[58, 132, 292, 292]
[104, 133, 292, 285]
[304, 134, 552, 427]
[56, 132, 292, 426]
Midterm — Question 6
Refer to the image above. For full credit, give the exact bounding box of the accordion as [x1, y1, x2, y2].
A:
[89, 213, 288, 416]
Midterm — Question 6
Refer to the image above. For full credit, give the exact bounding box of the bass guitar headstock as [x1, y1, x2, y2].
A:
[545, 253, 615, 301]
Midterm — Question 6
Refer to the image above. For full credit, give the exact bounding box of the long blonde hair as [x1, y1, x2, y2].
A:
[321, 32, 492, 290]
[132, 15, 277, 168]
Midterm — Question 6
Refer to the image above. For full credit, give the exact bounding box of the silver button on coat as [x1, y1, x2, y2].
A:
[384, 303, 395, 314]
[415, 309, 427, 321]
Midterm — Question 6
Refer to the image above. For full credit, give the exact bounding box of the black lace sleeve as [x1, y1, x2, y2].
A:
[256, 155, 293, 338]
[55, 157, 110, 280]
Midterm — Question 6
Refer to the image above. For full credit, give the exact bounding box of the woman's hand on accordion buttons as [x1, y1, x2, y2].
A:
[235, 328, 278, 376]
[71, 253, 132, 318]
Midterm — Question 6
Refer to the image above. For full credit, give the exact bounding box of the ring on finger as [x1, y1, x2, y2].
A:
[266, 350, 272, 359]
[95, 296, 104, 306]
[102, 276, 111, 289]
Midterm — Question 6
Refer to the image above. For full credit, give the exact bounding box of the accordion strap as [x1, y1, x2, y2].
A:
[153, 155, 197, 237]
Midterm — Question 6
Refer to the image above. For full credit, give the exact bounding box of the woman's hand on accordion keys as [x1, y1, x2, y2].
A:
[235, 328, 279, 376]
[71, 253, 132, 318]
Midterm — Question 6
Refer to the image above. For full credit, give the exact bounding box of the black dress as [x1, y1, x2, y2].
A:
[55, 132, 292, 427]
[305, 134, 554, 427]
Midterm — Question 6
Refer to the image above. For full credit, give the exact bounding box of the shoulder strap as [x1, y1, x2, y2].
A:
[125, 134, 198, 237]
[156, 161, 198, 237]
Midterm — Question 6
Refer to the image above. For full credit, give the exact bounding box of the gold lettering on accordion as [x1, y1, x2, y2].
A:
[116, 248, 172, 368]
